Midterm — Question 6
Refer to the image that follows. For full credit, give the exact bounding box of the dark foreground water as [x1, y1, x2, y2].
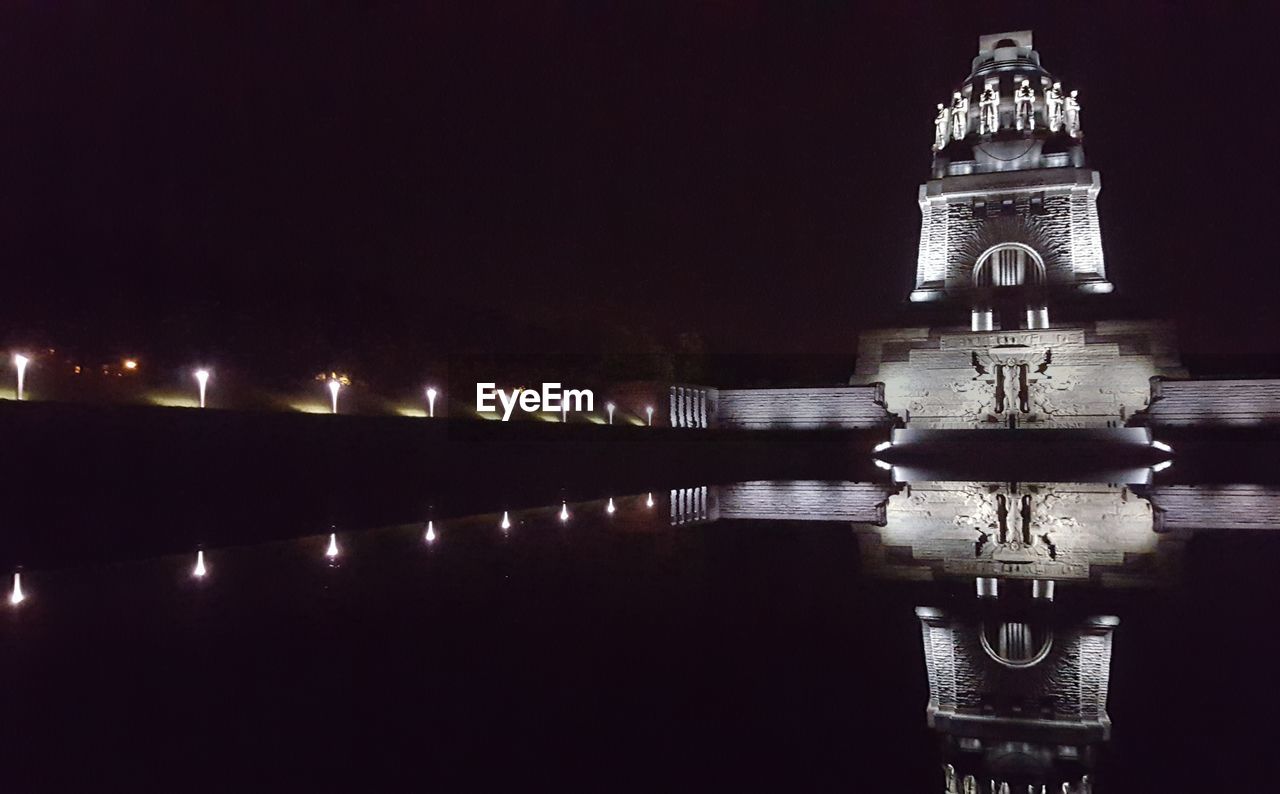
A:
[0, 482, 1276, 791]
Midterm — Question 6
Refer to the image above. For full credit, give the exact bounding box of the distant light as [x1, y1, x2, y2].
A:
[425, 520, 436, 544]
[9, 572, 25, 606]
[606, 497, 616, 515]
[193, 549, 207, 578]
[328, 379, 341, 414]
[426, 387, 438, 418]
[873, 458, 893, 470]
[606, 402, 615, 425]
[194, 369, 210, 409]
[559, 502, 570, 522]
[12, 354, 29, 401]
[645, 492, 654, 508]
[873, 440, 892, 452]
[123, 359, 139, 371]
[646, 406, 654, 426]
[1152, 460, 1173, 473]
[500, 511, 511, 531]
[325, 532, 340, 558]
[1152, 440, 1173, 453]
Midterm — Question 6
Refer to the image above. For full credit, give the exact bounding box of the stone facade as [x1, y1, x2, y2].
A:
[714, 385, 892, 429]
[917, 607, 1118, 745]
[853, 481, 1184, 587]
[851, 320, 1185, 429]
[913, 168, 1108, 302]
[717, 480, 893, 523]
[1139, 378, 1280, 426]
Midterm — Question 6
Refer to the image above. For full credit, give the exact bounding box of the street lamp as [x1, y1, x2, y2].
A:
[328, 378, 341, 414]
[194, 369, 210, 408]
[646, 405, 654, 426]
[426, 387, 438, 418]
[12, 354, 29, 401]
[606, 402, 615, 425]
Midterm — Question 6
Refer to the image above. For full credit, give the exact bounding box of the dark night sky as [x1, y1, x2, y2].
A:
[3, 1, 1277, 380]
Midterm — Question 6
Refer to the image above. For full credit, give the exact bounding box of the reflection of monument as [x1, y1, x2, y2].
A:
[921, 607, 1112, 794]
[697, 478, 1280, 792]
[852, 31, 1188, 430]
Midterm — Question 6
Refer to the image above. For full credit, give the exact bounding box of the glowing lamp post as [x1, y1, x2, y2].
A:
[606, 402, 615, 425]
[193, 549, 207, 578]
[326, 532, 340, 559]
[500, 511, 512, 531]
[426, 387, 438, 418]
[425, 520, 436, 544]
[559, 501, 570, 522]
[12, 354, 29, 401]
[9, 572, 25, 606]
[646, 492, 655, 508]
[606, 497, 616, 515]
[328, 378, 341, 414]
[194, 369, 210, 408]
[646, 406, 654, 426]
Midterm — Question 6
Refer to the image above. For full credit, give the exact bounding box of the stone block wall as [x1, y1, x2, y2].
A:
[716, 480, 893, 523]
[714, 385, 892, 429]
[1140, 378, 1280, 426]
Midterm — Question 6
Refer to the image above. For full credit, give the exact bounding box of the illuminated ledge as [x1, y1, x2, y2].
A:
[1076, 281, 1114, 294]
[883, 428, 1163, 484]
[925, 705, 1112, 744]
[909, 289, 946, 302]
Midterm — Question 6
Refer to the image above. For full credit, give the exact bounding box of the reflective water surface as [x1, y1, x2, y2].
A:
[1, 478, 1277, 790]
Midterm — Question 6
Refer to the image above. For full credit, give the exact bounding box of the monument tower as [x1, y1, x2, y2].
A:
[852, 31, 1185, 430]
[914, 30, 1109, 331]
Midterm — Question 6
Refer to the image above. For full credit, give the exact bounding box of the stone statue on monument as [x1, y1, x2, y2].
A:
[1046, 81, 1064, 131]
[1015, 79, 1036, 131]
[979, 86, 999, 135]
[1064, 89, 1081, 137]
[951, 91, 969, 140]
[934, 103, 951, 150]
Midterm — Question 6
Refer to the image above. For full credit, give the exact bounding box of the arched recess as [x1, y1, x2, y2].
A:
[972, 242, 1046, 288]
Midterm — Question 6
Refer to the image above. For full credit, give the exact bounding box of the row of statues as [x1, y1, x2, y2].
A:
[944, 765, 1093, 793]
[934, 80, 1081, 150]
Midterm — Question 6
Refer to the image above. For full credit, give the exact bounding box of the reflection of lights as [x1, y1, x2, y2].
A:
[500, 511, 511, 531]
[646, 406, 654, 426]
[873, 459, 893, 470]
[328, 379, 341, 414]
[873, 440, 892, 452]
[645, 492, 654, 508]
[193, 549, 207, 578]
[606, 402, 615, 425]
[559, 502, 570, 522]
[9, 572, 25, 605]
[425, 520, 436, 544]
[13, 354, 29, 401]
[1152, 460, 1173, 473]
[325, 532, 340, 558]
[1152, 440, 1173, 453]
[606, 497, 616, 515]
[426, 387, 438, 418]
[194, 369, 210, 408]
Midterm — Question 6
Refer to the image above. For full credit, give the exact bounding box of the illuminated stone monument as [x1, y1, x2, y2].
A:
[851, 31, 1187, 430]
